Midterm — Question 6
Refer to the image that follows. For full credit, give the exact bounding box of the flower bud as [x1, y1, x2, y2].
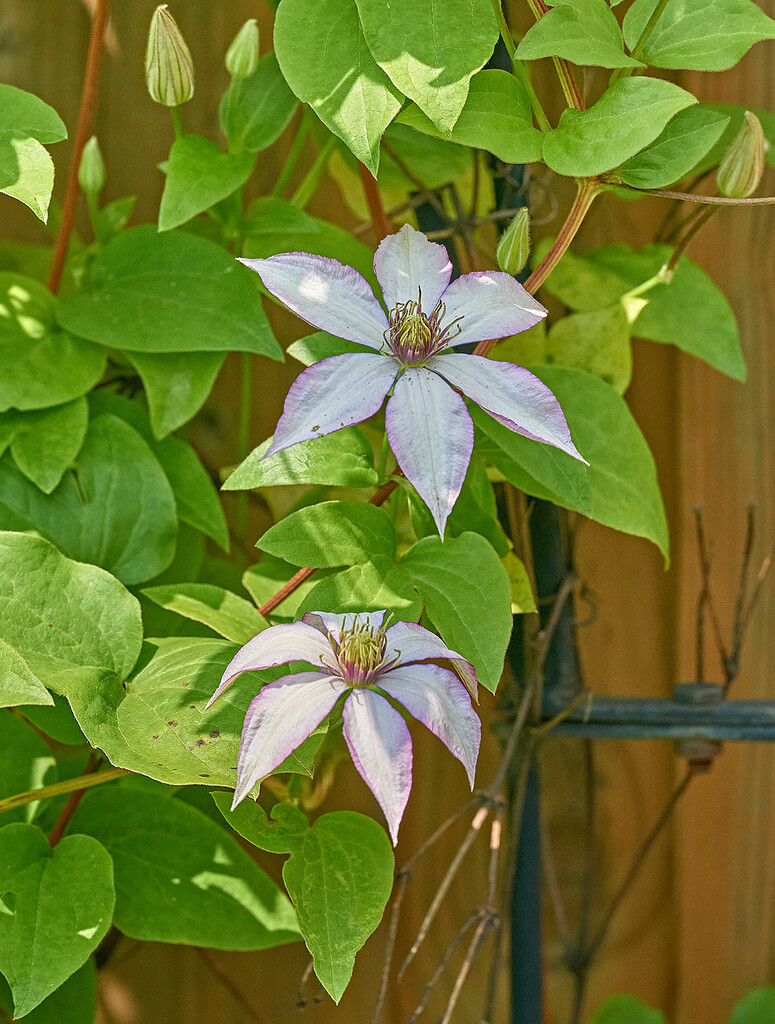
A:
[145, 5, 194, 107]
[717, 111, 765, 199]
[78, 136, 105, 195]
[225, 19, 259, 79]
[497, 208, 531, 276]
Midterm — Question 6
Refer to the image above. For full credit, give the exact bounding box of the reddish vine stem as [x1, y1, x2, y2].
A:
[358, 162, 394, 243]
[48, 754, 99, 847]
[47, 0, 111, 294]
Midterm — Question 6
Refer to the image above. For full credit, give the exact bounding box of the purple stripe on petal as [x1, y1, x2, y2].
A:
[385, 368, 473, 537]
[383, 621, 479, 698]
[373, 224, 452, 312]
[439, 271, 547, 348]
[206, 621, 336, 708]
[343, 689, 412, 845]
[302, 610, 387, 643]
[232, 670, 346, 807]
[264, 353, 399, 459]
[429, 354, 587, 464]
[240, 253, 388, 349]
[377, 663, 481, 788]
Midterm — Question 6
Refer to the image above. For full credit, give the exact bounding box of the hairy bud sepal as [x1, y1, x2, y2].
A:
[225, 19, 259, 79]
[145, 5, 194, 107]
[717, 112, 765, 199]
[78, 136, 105, 196]
[497, 208, 531, 276]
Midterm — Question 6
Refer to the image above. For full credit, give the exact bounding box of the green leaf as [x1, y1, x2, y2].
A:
[282, 811, 394, 1002]
[533, 366, 669, 557]
[274, 0, 402, 175]
[354, 0, 499, 133]
[55, 226, 283, 357]
[616, 107, 730, 188]
[8, 397, 88, 493]
[93, 195, 136, 244]
[56, 638, 323, 787]
[730, 987, 775, 1024]
[298, 558, 422, 621]
[0, 414, 178, 584]
[396, 69, 543, 163]
[0, 824, 114, 1018]
[286, 331, 370, 366]
[472, 404, 592, 516]
[154, 434, 230, 551]
[21, 695, 85, 746]
[401, 533, 513, 693]
[516, 0, 643, 68]
[409, 454, 510, 556]
[0, 531, 143, 681]
[223, 428, 377, 490]
[0, 711, 56, 823]
[158, 135, 255, 232]
[67, 788, 300, 950]
[219, 52, 299, 153]
[0, 85, 67, 144]
[0, 961, 96, 1024]
[142, 584, 267, 643]
[502, 551, 537, 614]
[587, 244, 745, 380]
[695, 104, 775, 173]
[588, 995, 667, 1024]
[212, 794, 309, 853]
[0, 274, 105, 413]
[543, 78, 697, 177]
[546, 304, 633, 394]
[0, 640, 53, 709]
[127, 349, 226, 439]
[243, 198, 379, 290]
[623, 0, 775, 70]
[258, 501, 397, 566]
[0, 131, 55, 223]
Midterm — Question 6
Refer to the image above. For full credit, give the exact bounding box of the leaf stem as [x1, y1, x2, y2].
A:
[490, 0, 552, 133]
[618, 184, 775, 205]
[523, 0, 584, 110]
[47, 0, 111, 294]
[0, 766, 129, 817]
[289, 136, 336, 209]
[272, 108, 312, 199]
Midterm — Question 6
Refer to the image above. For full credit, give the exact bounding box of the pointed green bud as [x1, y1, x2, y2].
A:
[497, 208, 531, 276]
[225, 19, 259, 79]
[145, 5, 194, 107]
[78, 136, 105, 195]
[717, 112, 765, 199]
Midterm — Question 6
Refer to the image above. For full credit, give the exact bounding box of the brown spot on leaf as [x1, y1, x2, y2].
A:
[195, 739, 206, 747]
[209, 730, 220, 739]
[168, 720, 178, 728]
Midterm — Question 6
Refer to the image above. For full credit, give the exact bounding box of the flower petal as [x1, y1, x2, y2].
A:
[429, 354, 587, 463]
[385, 367, 473, 537]
[233, 671, 347, 806]
[240, 253, 388, 349]
[343, 689, 412, 845]
[302, 610, 387, 642]
[373, 224, 452, 312]
[378, 662, 481, 787]
[383, 620, 479, 699]
[265, 353, 399, 458]
[206, 621, 336, 707]
[438, 271, 547, 347]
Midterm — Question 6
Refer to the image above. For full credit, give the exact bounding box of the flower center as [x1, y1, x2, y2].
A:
[333, 619, 389, 687]
[384, 292, 462, 367]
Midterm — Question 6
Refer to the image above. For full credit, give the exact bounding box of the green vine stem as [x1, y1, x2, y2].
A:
[170, 103, 184, 139]
[290, 136, 336, 209]
[619, 185, 775, 205]
[47, 0, 111, 294]
[491, 0, 552, 132]
[236, 350, 252, 566]
[272, 108, 312, 199]
[0, 766, 129, 816]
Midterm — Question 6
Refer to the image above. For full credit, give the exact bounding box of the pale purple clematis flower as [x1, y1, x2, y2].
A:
[206, 610, 481, 844]
[241, 223, 587, 536]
